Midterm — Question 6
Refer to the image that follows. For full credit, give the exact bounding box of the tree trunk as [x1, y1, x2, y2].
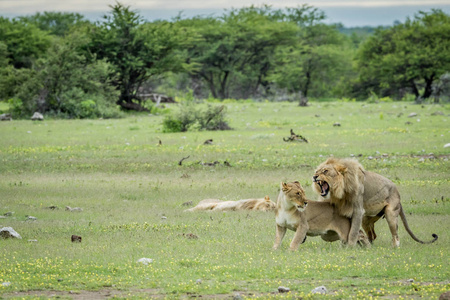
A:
[303, 59, 313, 98]
[422, 74, 435, 99]
[199, 72, 218, 98]
[219, 71, 229, 99]
[410, 80, 420, 98]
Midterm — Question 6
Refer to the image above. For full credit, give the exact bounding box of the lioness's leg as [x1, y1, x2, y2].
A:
[289, 225, 308, 251]
[273, 224, 287, 250]
[384, 203, 401, 247]
[362, 215, 381, 243]
[357, 230, 371, 247]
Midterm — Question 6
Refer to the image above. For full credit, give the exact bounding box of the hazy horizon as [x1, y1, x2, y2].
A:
[1, 0, 449, 27]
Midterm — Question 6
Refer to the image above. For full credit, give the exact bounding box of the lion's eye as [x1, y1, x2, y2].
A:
[323, 169, 328, 174]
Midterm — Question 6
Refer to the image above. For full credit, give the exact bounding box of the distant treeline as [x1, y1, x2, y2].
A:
[0, 3, 448, 118]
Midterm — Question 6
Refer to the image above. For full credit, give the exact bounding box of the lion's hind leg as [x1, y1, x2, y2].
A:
[384, 203, 401, 247]
[362, 215, 382, 243]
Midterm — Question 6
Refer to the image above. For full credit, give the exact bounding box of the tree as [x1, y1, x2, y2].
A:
[0, 17, 52, 69]
[87, 3, 190, 111]
[269, 9, 354, 100]
[19, 12, 90, 36]
[356, 9, 450, 100]
[13, 31, 120, 118]
[182, 6, 299, 99]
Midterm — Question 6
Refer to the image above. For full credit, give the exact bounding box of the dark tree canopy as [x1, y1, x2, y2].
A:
[87, 3, 191, 111]
[357, 9, 450, 100]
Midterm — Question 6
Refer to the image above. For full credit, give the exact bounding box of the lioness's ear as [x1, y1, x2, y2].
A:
[335, 163, 347, 175]
[281, 182, 289, 191]
[264, 195, 270, 201]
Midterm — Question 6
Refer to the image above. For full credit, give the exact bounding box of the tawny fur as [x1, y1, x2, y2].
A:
[185, 196, 275, 212]
[273, 181, 370, 251]
[312, 157, 438, 247]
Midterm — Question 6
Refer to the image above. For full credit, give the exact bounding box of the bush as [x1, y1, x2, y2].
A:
[162, 116, 183, 133]
[59, 89, 123, 119]
[7, 98, 24, 117]
[162, 102, 231, 133]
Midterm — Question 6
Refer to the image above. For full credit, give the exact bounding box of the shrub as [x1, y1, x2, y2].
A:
[162, 103, 231, 132]
[162, 116, 183, 133]
[7, 98, 24, 117]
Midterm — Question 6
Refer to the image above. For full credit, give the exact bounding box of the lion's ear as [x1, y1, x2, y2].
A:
[264, 195, 270, 201]
[335, 163, 347, 175]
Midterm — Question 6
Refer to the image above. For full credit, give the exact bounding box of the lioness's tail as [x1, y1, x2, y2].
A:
[399, 204, 438, 244]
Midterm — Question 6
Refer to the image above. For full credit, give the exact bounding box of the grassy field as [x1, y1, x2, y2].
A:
[0, 101, 449, 299]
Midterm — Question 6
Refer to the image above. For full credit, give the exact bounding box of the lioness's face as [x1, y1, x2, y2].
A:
[282, 181, 308, 211]
[313, 162, 345, 198]
[255, 196, 276, 211]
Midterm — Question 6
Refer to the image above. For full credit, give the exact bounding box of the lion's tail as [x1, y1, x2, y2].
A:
[399, 204, 438, 244]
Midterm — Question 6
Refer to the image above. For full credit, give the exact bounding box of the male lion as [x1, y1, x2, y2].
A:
[273, 181, 370, 251]
[185, 196, 275, 212]
[312, 157, 438, 247]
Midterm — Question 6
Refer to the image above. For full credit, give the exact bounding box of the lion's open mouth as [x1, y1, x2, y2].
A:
[317, 181, 329, 197]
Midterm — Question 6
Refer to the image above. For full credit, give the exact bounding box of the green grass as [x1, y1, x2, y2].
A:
[0, 101, 449, 299]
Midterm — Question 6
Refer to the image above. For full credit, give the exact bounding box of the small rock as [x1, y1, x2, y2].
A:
[444, 143, 450, 148]
[28, 239, 38, 243]
[439, 291, 450, 300]
[65, 206, 83, 212]
[26, 216, 37, 221]
[0, 113, 12, 121]
[311, 285, 327, 294]
[418, 157, 425, 163]
[2, 282, 11, 287]
[0, 227, 22, 239]
[3, 212, 14, 216]
[137, 258, 153, 265]
[278, 286, 290, 293]
[71, 235, 82, 243]
[196, 279, 202, 284]
[233, 293, 243, 300]
[405, 121, 412, 125]
[368, 156, 374, 160]
[57, 278, 63, 282]
[161, 216, 167, 220]
[431, 111, 444, 116]
[408, 112, 417, 118]
[31, 112, 44, 121]
[333, 122, 341, 127]
[47, 205, 59, 210]
[183, 233, 198, 239]
[407, 279, 414, 283]
[181, 201, 193, 207]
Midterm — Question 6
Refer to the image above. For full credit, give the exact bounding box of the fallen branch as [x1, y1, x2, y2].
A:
[283, 129, 308, 143]
[178, 156, 190, 166]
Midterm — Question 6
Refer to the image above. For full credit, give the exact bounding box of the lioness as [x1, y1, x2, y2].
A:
[185, 196, 275, 212]
[312, 157, 438, 247]
[273, 181, 370, 250]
